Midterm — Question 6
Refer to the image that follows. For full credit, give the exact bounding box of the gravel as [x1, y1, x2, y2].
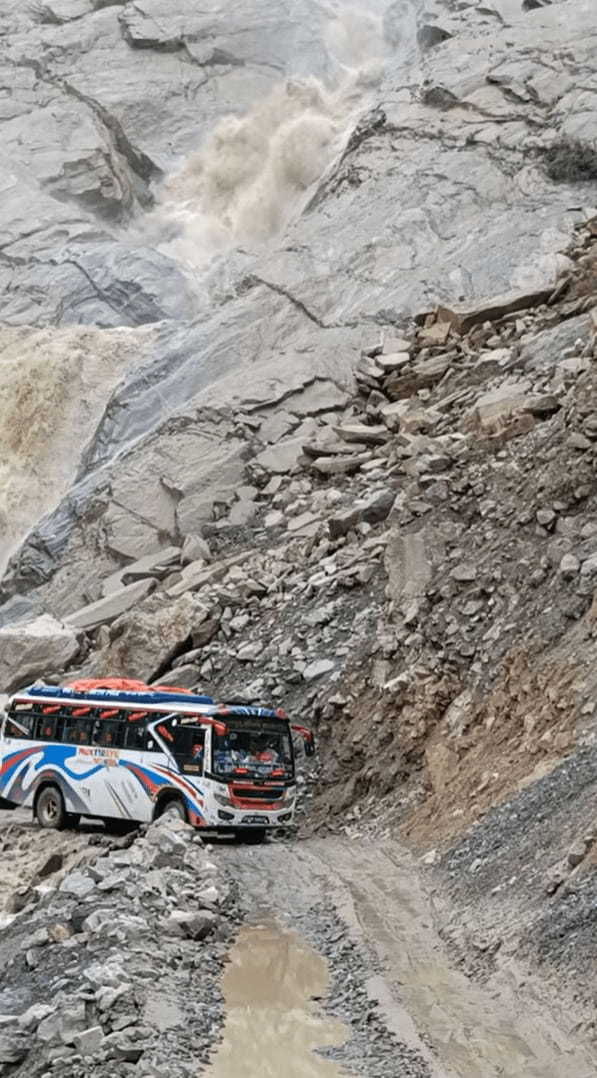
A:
[439, 744, 597, 1007]
[441, 746, 597, 902]
[291, 902, 431, 1078]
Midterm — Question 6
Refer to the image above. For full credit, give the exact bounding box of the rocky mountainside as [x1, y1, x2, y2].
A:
[2, 0, 597, 1061]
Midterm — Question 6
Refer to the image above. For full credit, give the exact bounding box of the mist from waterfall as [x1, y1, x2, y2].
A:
[148, 5, 393, 270]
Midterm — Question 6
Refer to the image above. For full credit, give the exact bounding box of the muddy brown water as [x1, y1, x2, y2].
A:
[220, 839, 597, 1078]
[205, 921, 353, 1077]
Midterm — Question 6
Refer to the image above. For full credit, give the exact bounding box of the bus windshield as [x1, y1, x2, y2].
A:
[211, 723, 293, 780]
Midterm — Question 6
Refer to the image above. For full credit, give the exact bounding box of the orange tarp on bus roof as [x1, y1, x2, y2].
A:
[64, 679, 195, 696]
[64, 678, 150, 692]
[151, 685, 193, 695]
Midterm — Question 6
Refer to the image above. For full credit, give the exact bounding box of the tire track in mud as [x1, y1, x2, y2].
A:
[220, 837, 597, 1078]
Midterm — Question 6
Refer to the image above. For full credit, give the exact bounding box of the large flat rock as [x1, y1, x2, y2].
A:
[66, 579, 155, 631]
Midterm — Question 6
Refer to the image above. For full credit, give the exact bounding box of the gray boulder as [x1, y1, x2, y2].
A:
[0, 614, 80, 693]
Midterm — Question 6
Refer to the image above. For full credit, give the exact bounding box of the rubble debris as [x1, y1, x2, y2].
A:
[0, 816, 237, 1077]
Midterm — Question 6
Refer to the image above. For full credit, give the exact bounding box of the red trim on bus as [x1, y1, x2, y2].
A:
[0, 747, 39, 775]
[227, 784, 285, 810]
[291, 723, 311, 738]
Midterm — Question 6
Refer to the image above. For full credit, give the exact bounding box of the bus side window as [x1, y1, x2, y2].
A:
[73, 719, 94, 745]
[173, 727, 205, 771]
[58, 714, 90, 744]
[35, 715, 58, 741]
[92, 719, 126, 749]
[5, 707, 35, 739]
[124, 724, 146, 751]
[64, 722, 79, 744]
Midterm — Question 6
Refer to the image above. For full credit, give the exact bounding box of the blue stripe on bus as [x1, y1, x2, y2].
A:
[31, 744, 105, 780]
[25, 686, 215, 706]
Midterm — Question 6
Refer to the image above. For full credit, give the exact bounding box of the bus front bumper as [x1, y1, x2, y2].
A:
[215, 808, 293, 827]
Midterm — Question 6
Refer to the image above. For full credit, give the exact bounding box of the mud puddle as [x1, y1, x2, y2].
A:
[205, 921, 353, 1077]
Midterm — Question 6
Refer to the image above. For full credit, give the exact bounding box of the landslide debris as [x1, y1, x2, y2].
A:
[4, 218, 597, 1022]
[0, 815, 238, 1078]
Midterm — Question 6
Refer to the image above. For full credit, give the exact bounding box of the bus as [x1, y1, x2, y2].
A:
[0, 679, 315, 841]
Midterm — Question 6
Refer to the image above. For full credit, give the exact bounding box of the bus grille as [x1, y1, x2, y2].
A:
[231, 786, 284, 803]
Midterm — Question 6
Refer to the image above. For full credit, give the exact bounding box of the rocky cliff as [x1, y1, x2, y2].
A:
[2, 0, 597, 1047]
[2, 0, 596, 589]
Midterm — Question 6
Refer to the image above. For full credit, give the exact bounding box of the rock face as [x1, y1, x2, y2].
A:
[0, 614, 80, 693]
[66, 579, 156, 631]
[1, 0, 597, 588]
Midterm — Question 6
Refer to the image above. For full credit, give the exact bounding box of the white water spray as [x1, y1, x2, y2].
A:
[149, 6, 390, 270]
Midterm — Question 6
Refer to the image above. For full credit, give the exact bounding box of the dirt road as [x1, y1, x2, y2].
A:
[221, 838, 597, 1078]
[1, 809, 594, 1077]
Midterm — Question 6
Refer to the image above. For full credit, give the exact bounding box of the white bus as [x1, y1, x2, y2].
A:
[0, 679, 315, 841]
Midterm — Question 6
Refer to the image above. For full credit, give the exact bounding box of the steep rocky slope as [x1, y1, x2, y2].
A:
[2, 0, 597, 1061]
[4, 215, 597, 1025]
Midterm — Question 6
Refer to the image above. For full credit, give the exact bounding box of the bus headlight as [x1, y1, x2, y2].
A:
[283, 786, 297, 803]
[214, 793, 233, 808]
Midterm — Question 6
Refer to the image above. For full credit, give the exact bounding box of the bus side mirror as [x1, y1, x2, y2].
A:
[291, 723, 315, 757]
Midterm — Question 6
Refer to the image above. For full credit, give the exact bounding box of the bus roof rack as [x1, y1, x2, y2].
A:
[24, 685, 215, 707]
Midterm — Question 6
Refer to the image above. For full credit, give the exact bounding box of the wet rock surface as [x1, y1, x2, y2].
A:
[2, 0, 597, 578]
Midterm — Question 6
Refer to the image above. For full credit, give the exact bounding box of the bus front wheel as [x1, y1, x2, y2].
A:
[158, 798, 187, 823]
[35, 786, 66, 831]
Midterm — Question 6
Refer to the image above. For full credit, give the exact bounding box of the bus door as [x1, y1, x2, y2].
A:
[151, 716, 206, 781]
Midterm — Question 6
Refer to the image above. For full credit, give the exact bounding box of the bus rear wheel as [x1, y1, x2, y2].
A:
[35, 786, 66, 831]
